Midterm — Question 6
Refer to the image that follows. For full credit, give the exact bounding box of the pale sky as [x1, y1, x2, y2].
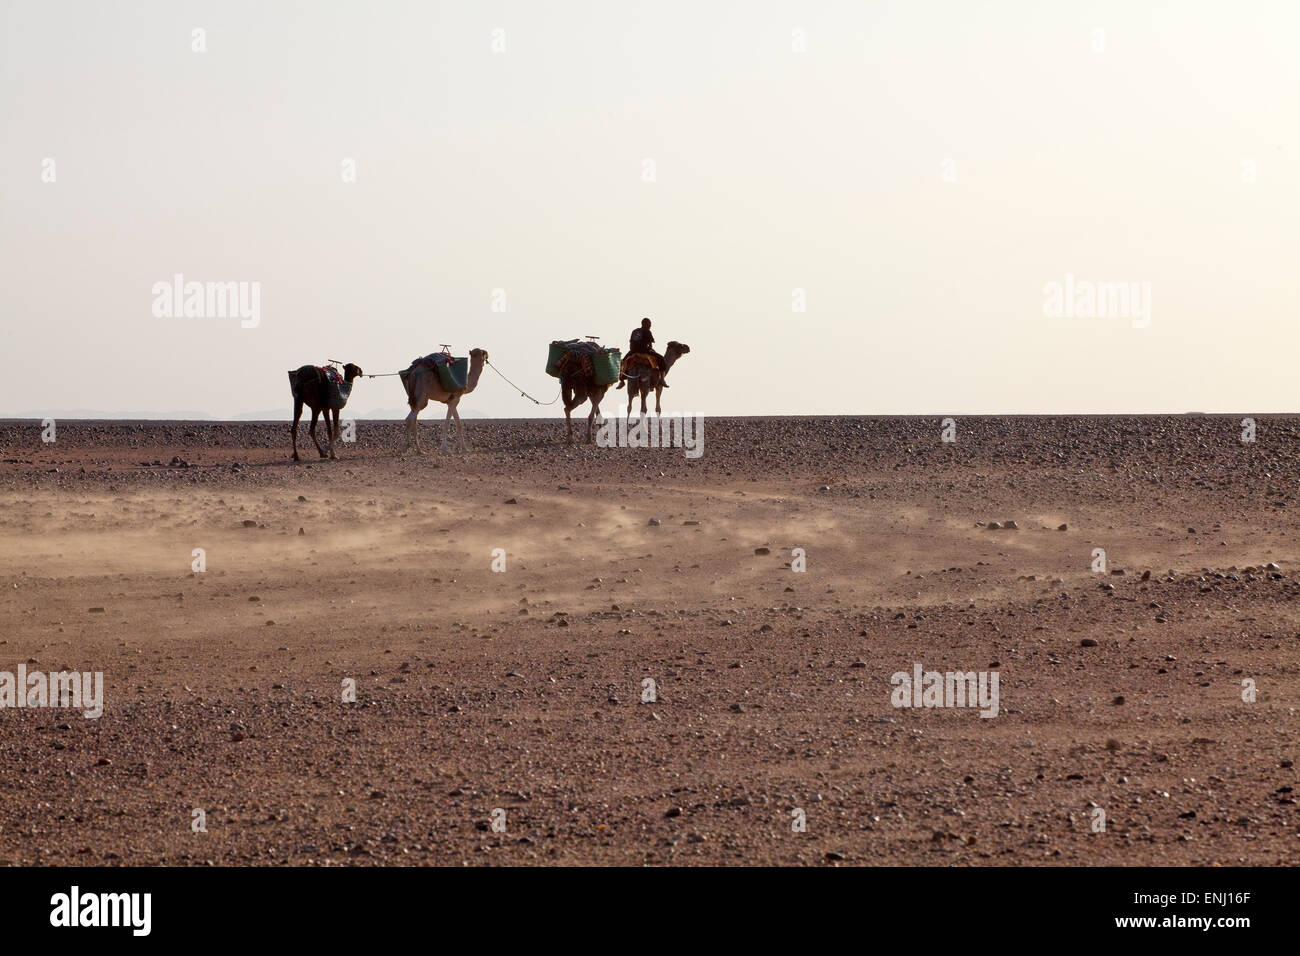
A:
[2, 0, 1297, 418]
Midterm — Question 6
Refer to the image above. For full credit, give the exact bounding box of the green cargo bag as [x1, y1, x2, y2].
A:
[400, 353, 469, 393]
[591, 348, 621, 386]
[547, 339, 579, 377]
[436, 356, 469, 392]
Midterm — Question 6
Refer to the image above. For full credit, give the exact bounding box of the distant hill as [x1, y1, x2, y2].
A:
[0, 407, 491, 421]
[3, 409, 216, 420]
[355, 407, 485, 419]
[230, 409, 291, 421]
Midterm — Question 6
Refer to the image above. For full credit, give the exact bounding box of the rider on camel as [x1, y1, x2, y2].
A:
[617, 318, 669, 389]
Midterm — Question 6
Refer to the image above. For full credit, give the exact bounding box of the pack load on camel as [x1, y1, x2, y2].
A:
[546, 338, 621, 386]
[401, 351, 469, 393]
[287, 364, 357, 410]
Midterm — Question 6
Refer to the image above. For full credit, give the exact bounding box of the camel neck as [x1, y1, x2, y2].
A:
[465, 359, 485, 392]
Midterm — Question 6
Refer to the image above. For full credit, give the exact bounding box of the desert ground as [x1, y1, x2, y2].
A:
[0, 415, 1296, 866]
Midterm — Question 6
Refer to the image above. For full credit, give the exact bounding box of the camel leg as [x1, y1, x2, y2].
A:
[454, 405, 468, 452]
[654, 385, 663, 416]
[308, 407, 327, 458]
[561, 381, 575, 446]
[327, 409, 339, 458]
[404, 406, 421, 456]
[412, 409, 425, 455]
[291, 398, 304, 461]
[441, 398, 456, 454]
[405, 380, 431, 456]
[587, 403, 598, 443]
[639, 387, 649, 422]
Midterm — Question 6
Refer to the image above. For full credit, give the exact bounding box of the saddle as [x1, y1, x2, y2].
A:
[408, 352, 453, 372]
[620, 352, 660, 376]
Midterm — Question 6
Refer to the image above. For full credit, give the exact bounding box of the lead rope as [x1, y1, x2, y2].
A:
[484, 359, 561, 406]
[324, 359, 558, 400]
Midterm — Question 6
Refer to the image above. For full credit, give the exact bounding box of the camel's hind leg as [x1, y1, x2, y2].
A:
[587, 395, 599, 443]
[308, 407, 327, 458]
[291, 398, 304, 461]
[404, 382, 428, 455]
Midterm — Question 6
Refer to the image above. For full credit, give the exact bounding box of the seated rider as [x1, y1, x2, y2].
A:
[618, 318, 668, 389]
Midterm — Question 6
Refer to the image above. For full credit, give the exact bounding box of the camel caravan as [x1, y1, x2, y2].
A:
[286, 318, 689, 458]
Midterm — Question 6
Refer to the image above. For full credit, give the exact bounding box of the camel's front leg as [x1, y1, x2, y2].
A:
[403, 408, 420, 455]
[291, 399, 303, 461]
[441, 399, 456, 453]
[454, 405, 469, 452]
[326, 408, 338, 459]
[654, 386, 663, 416]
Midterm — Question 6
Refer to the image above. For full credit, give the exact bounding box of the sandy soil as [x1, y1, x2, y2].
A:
[0, 415, 1297, 866]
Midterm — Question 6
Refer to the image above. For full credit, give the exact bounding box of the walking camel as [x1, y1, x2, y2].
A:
[560, 356, 612, 446]
[402, 348, 488, 454]
[623, 341, 690, 422]
[288, 363, 363, 461]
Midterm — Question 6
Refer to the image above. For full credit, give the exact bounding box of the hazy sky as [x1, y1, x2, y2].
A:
[2, 0, 1297, 418]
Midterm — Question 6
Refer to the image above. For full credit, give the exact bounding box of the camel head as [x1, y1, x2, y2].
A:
[664, 341, 690, 368]
[464, 348, 488, 393]
[342, 363, 363, 382]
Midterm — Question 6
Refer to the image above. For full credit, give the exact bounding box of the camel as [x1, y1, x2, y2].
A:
[560, 359, 612, 445]
[401, 348, 488, 454]
[288, 363, 363, 461]
[623, 341, 690, 422]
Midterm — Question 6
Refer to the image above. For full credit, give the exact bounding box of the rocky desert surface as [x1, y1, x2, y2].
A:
[0, 415, 1296, 866]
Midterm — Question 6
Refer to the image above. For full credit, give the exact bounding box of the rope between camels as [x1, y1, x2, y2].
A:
[485, 359, 561, 406]
[322, 359, 403, 378]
